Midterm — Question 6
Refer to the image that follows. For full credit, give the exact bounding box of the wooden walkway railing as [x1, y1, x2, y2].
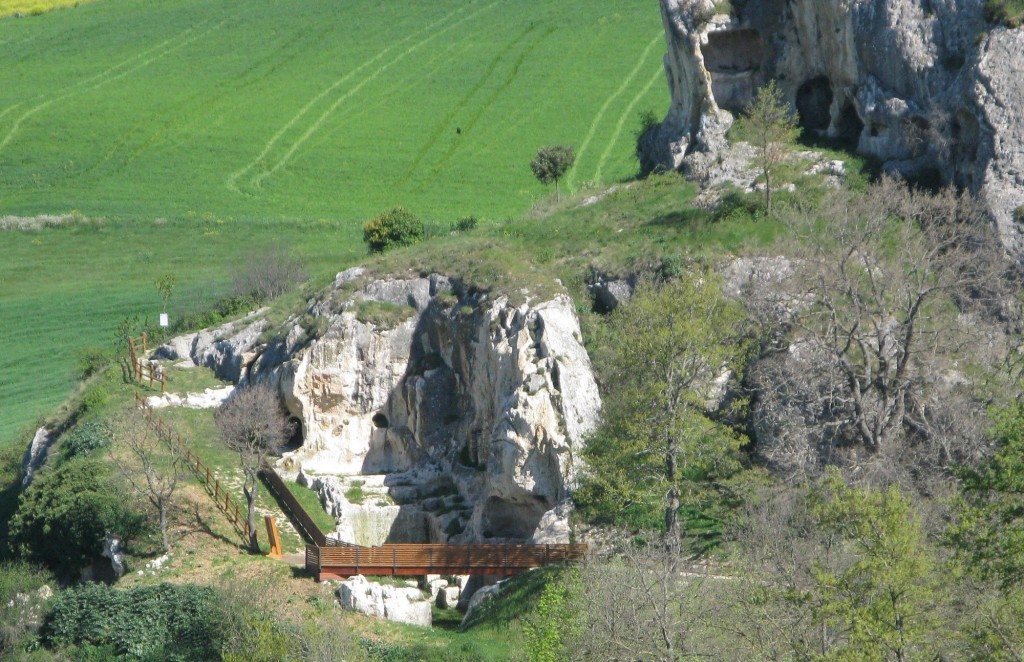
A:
[260, 463, 328, 547]
[136, 393, 250, 543]
[306, 542, 588, 581]
[128, 333, 166, 392]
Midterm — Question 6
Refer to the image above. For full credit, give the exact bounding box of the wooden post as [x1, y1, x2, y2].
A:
[392, 547, 397, 576]
[265, 516, 282, 559]
[141, 331, 148, 353]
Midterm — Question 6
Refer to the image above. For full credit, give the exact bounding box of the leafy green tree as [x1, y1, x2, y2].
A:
[9, 459, 143, 577]
[736, 80, 800, 216]
[577, 270, 748, 559]
[362, 206, 424, 253]
[154, 273, 176, 315]
[524, 569, 583, 662]
[807, 469, 944, 661]
[952, 401, 1024, 587]
[530, 145, 575, 202]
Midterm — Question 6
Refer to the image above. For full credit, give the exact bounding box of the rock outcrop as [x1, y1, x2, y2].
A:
[162, 272, 601, 547]
[336, 575, 432, 626]
[646, 0, 1024, 254]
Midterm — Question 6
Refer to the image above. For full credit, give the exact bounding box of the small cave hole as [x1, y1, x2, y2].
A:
[372, 413, 390, 429]
[796, 76, 833, 132]
[703, 30, 763, 74]
[283, 417, 304, 451]
[836, 103, 864, 146]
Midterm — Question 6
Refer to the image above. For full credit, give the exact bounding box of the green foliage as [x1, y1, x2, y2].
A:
[985, 0, 1024, 26]
[530, 145, 576, 201]
[952, 401, 1024, 587]
[353, 300, 416, 329]
[806, 469, 943, 660]
[154, 274, 176, 313]
[9, 459, 144, 576]
[74, 347, 113, 381]
[221, 613, 291, 662]
[0, 561, 55, 655]
[345, 480, 367, 505]
[734, 80, 801, 216]
[450, 216, 479, 233]
[363, 207, 425, 254]
[576, 271, 750, 552]
[523, 570, 583, 662]
[60, 421, 112, 462]
[43, 582, 222, 661]
[1014, 205, 1024, 224]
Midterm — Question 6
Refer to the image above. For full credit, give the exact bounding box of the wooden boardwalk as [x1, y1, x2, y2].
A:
[305, 542, 588, 581]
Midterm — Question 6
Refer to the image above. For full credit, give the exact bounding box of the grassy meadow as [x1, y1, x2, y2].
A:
[0, 0, 669, 447]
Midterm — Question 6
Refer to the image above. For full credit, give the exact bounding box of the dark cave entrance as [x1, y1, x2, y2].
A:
[796, 76, 833, 132]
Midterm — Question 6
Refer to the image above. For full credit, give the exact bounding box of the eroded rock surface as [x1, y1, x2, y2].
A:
[645, 0, 1024, 254]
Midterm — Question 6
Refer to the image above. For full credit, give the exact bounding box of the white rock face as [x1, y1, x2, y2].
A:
[21, 427, 54, 487]
[337, 575, 432, 626]
[167, 275, 602, 545]
[646, 0, 1024, 256]
[145, 386, 235, 410]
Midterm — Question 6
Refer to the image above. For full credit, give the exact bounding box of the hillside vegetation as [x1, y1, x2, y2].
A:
[0, 0, 667, 448]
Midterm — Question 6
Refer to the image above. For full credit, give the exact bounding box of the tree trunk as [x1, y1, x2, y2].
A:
[665, 446, 681, 565]
[158, 498, 169, 553]
[243, 484, 259, 552]
[765, 169, 772, 217]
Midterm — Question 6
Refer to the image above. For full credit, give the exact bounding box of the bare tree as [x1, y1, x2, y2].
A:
[110, 409, 184, 553]
[567, 539, 715, 661]
[214, 383, 290, 551]
[232, 244, 307, 303]
[753, 177, 1008, 477]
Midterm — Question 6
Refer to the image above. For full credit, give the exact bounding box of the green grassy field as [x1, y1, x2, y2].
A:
[0, 0, 669, 447]
[0, 0, 667, 222]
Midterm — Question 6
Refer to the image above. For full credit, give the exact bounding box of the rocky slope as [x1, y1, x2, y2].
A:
[159, 269, 601, 546]
[645, 0, 1024, 254]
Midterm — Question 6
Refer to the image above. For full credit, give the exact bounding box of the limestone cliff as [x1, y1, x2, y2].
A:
[161, 269, 601, 545]
[646, 0, 1024, 253]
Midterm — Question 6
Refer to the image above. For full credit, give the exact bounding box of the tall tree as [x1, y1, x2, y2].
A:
[577, 270, 748, 559]
[530, 145, 575, 202]
[110, 408, 184, 553]
[736, 80, 800, 216]
[214, 384, 291, 551]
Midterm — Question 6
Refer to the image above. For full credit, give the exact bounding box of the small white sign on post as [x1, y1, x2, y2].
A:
[159, 313, 169, 327]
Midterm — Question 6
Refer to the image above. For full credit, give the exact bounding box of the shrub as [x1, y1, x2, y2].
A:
[0, 562, 54, 655]
[362, 207, 424, 253]
[985, 0, 1024, 27]
[450, 216, 478, 232]
[60, 421, 111, 462]
[1014, 205, 1024, 224]
[231, 245, 307, 303]
[353, 300, 415, 329]
[74, 347, 112, 381]
[9, 459, 144, 577]
[43, 582, 222, 661]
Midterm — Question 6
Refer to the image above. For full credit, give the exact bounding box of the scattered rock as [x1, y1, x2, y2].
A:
[337, 575, 432, 626]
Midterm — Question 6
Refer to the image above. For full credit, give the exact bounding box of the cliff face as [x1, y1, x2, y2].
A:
[647, 0, 1024, 253]
[163, 270, 601, 545]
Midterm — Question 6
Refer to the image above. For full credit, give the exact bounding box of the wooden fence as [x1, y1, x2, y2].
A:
[135, 394, 250, 543]
[260, 463, 328, 547]
[306, 542, 588, 581]
[128, 333, 166, 392]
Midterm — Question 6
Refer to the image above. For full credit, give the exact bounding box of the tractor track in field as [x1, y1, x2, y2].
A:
[225, 3, 470, 195]
[401, 22, 537, 182]
[568, 32, 662, 190]
[232, 0, 500, 194]
[414, 26, 553, 193]
[0, 17, 228, 156]
[593, 66, 663, 183]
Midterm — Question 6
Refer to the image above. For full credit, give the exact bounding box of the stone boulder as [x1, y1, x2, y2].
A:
[336, 575, 432, 626]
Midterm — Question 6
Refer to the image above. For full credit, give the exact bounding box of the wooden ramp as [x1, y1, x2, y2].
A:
[305, 542, 587, 581]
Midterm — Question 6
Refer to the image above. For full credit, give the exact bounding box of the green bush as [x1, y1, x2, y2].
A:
[362, 207, 424, 253]
[985, 0, 1024, 26]
[44, 582, 222, 661]
[74, 347, 113, 381]
[60, 422, 111, 462]
[450, 216, 478, 232]
[1014, 205, 1024, 224]
[9, 459, 144, 577]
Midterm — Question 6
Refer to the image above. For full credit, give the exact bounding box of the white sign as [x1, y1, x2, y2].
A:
[159, 313, 169, 327]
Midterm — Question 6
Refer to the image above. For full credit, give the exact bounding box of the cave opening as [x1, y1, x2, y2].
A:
[796, 76, 833, 132]
[703, 30, 763, 73]
[372, 413, 390, 429]
[283, 416, 304, 451]
[836, 102, 864, 146]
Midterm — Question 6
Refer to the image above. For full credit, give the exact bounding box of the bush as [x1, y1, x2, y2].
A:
[231, 245, 307, 303]
[74, 347, 112, 381]
[9, 459, 144, 577]
[450, 216, 478, 232]
[60, 421, 111, 462]
[1014, 205, 1024, 224]
[362, 207, 424, 253]
[0, 562, 54, 654]
[985, 0, 1024, 26]
[44, 582, 222, 661]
